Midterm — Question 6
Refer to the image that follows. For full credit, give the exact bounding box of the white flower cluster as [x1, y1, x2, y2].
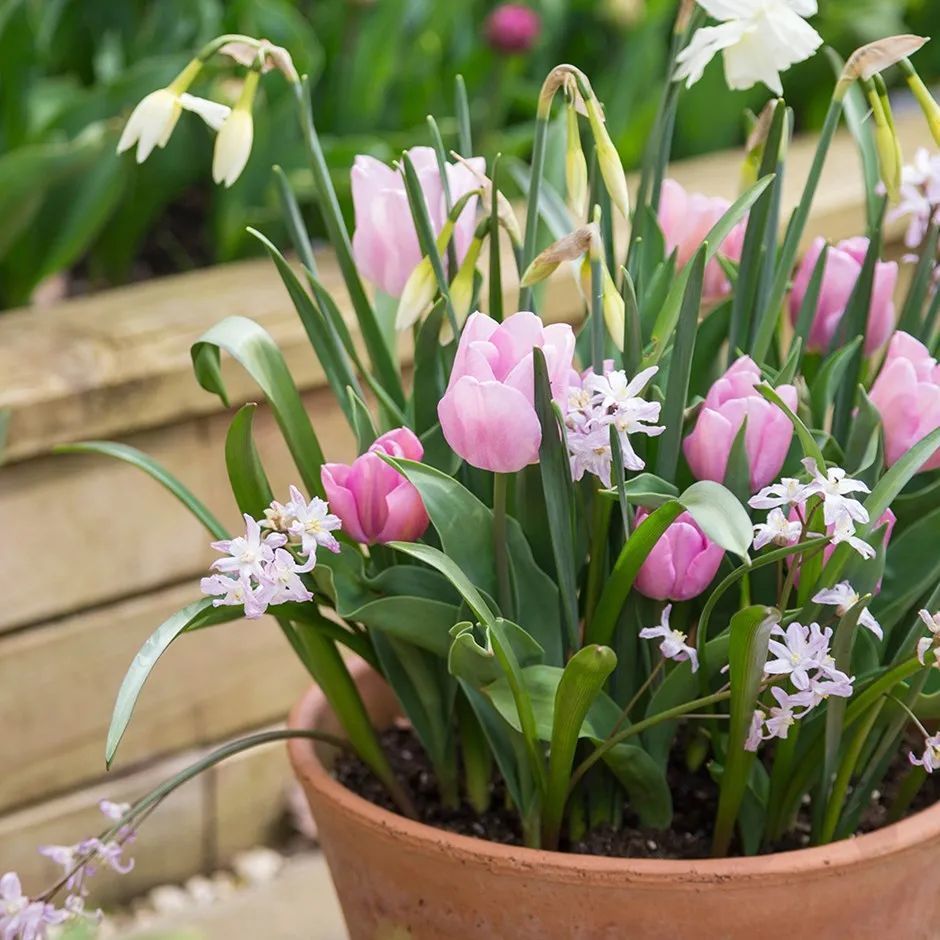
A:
[565, 367, 664, 487]
[749, 459, 876, 559]
[746, 621, 854, 751]
[201, 488, 341, 619]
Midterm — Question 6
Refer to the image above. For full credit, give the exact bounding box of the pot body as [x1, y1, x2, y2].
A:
[289, 667, 940, 940]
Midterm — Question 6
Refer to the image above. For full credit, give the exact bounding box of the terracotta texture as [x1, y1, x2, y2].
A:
[288, 666, 940, 940]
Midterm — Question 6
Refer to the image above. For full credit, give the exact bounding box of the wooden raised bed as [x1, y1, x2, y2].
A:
[0, 111, 929, 904]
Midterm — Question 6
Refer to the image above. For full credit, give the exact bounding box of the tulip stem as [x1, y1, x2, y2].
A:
[492, 473, 514, 618]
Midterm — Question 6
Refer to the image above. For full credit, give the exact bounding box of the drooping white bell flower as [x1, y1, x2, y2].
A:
[212, 70, 259, 187]
[117, 59, 230, 163]
[674, 0, 823, 95]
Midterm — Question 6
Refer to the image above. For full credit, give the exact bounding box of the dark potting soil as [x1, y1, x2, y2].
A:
[332, 725, 940, 860]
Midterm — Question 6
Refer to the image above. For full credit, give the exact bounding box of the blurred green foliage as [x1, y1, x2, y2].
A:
[0, 0, 936, 309]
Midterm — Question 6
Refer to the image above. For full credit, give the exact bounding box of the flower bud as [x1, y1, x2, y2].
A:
[864, 77, 901, 201]
[565, 103, 589, 221]
[394, 220, 454, 330]
[901, 59, 940, 148]
[601, 264, 625, 351]
[521, 225, 594, 286]
[484, 4, 540, 55]
[840, 34, 928, 84]
[212, 69, 259, 187]
[585, 95, 630, 220]
[449, 230, 484, 329]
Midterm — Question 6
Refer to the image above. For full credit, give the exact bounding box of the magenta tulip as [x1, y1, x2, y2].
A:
[438, 311, 576, 473]
[321, 428, 429, 545]
[683, 356, 797, 493]
[789, 237, 898, 355]
[869, 330, 940, 471]
[633, 509, 725, 602]
[351, 146, 485, 299]
[658, 178, 747, 301]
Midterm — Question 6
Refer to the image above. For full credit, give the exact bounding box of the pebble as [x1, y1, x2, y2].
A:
[232, 846, 285, 885]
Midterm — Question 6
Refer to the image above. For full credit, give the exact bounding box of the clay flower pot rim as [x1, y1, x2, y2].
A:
[288, 680, 940, 882]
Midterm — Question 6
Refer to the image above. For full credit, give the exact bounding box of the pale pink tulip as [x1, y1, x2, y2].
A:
[351, 146, 485, 298]
[438, 311, 576, 473]
[789, 236, 898, 355]
[633, 509, 725, 602]
[683, 356, 797, 493]
[869, 330, 940, 471]
[658, 178, 747, 300]
[321, 428, 429, 545]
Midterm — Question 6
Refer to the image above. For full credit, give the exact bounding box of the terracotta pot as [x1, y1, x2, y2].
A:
[288, 666, 940, 940]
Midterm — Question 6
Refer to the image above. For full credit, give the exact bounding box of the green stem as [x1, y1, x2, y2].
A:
[520, 114, 550, 312]
[492, 472, 513, 618]
[568, 688, 732, 796]
[584, 492, 614, 627]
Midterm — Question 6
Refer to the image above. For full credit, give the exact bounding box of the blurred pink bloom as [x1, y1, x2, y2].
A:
[321, 428, 429, 545]
[351, 146, 485, 298]
[438, 311, 576, 473]
[633, 509, 725, 602]
[484, 4, 541, 54]
[886, 148, 940, 249]
[683, 356, 797, 493]
[789, 236, 898, 355]
[658, 178, 747, 300]
[869, 330, 940, 472]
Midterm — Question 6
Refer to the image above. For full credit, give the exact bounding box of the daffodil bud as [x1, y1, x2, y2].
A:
[836, 34, 927, 99]
[521, 225, 594, 287]
[740, 101, 775, 190]
[395, 220, 455, 330]
[584, 95, 630, 220]
[213, 69, 260, 187]
[864, 76, 901, 202]
[565, 102, 589, 221]
[449, 232, 484, 328]
[601, 264, 625, 351]
[900, 58, 940, 148]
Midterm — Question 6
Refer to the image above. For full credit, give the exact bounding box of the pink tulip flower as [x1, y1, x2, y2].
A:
[321, 428, 429, 545]
[683, 356, 797, 493]
[869, 330, 940, 471]
[351, 146, 485, 298]
[438, 311, 576, 473]
[789, 237, 898, 355]
[658, 178, 747, 301]
[633, 509, 726, 602]
[485, 4, 541, 54]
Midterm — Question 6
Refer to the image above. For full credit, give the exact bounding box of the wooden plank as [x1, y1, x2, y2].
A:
[0, 734, 301, 908]
[0, 385, 354, 632]
[0, 111, 928, 465]
[0, 584, 310, 814]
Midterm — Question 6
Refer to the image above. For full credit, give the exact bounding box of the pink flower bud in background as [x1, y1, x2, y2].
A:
[321, 428, 429, 545]
[484, 4, 541, 54]
[657, 178, 746, 301]
[683, 356, 797, 493]
[633, 509, 725, 601]
[351, 146, 485, 298]
[869, 330, 940, 471]
[789, 236, 898, 355]
[438, 311, 576, 473]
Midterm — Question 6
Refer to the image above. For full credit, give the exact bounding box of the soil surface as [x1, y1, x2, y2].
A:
[333, 725, 940, 860]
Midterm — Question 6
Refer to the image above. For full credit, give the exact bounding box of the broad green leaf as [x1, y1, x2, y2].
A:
[655, 244, 705, 479]
[621, 267, 642, 377]
[844, 387, 883, 476]
[689, 301, 732, 399]
[389, 541, 496, 625]
[412, 301, 448, 436]
[347, 596, 460, 658]
[224, 404, 274, 518]
[863, 427, 940, 524]
[191, 316, 325, 498]
[348, 387, 379, 455]
[586, 500, 684, 647]
[273, 164, 317, 274]
[898, 221, 939, 335]
[680, 480, 752, 560]
[713, 605, 779, 856]
[723, 418, 751, 504]
[107, 600, 241, 765]
[533, 348, 579, 651]
[449, 620, 544, 688]
[542, 645, 618, 846]
[56, 441, 228, 540]
[791, 243, 829, 357]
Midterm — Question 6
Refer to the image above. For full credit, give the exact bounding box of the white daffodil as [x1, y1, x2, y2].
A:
[674, 0, 823, 95]
[213, 70, 260, 188]
[117, 60, 230, 163]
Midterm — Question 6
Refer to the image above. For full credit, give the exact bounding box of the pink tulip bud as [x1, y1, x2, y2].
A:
[633, 509, 725, 602]
[869, 330, 940, 471]
[657, 178, 747, 301]
[351, 146, 485, 299]
[789, 236, 898, 356]
[320, 428, 429, 545]
[683, 356, 797, 493]
[484, 4, 541, 54]
[438, 311, 576, 473]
